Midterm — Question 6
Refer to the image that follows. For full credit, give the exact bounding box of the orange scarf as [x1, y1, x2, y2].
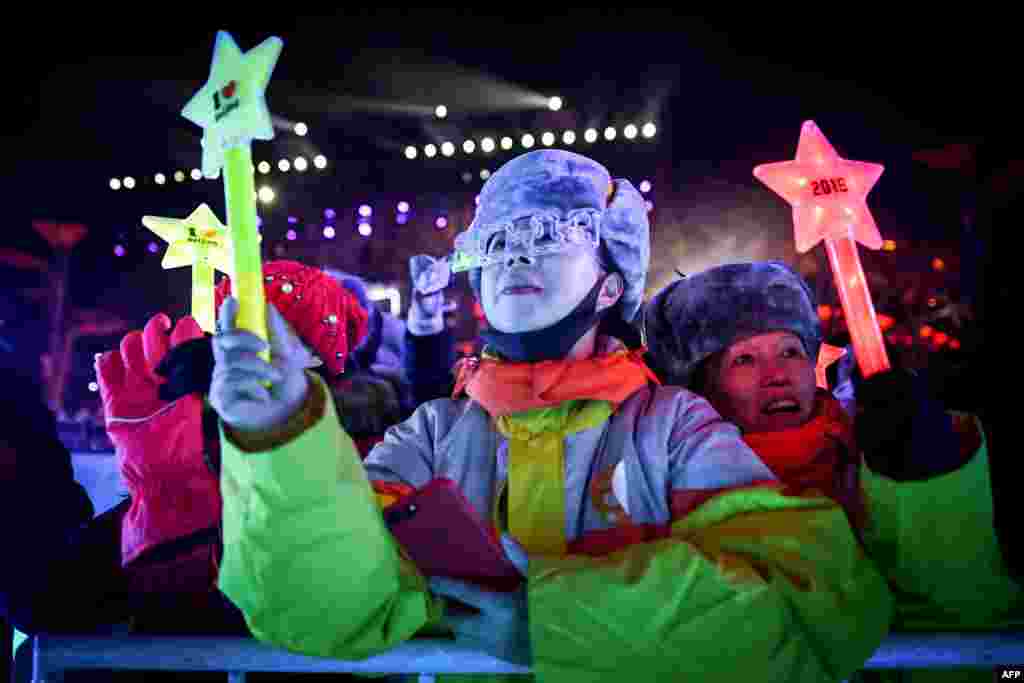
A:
[743, 391, 865, 530]
[453, 344, 659, 416]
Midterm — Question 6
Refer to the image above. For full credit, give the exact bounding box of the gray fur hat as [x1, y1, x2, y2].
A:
[643, 261, 822, 387]
[465, 149, 650, 323]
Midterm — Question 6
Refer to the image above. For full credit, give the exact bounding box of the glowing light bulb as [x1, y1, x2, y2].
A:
[109, 178, 121, 190]
[480, 169, 491, 180]
[404, 146, 418, 159]
[397, 201, 410, 213]
[562, 130, 576, 145]
[500, 137, 514, 150]
[155, 173, 166, 185]
[435, 216, 448, 229]
[604, 126, 617, 141]
[88, 382, 99, 393]
[481, 137, 495, 153]
[541, 132, 555, 146]
[190, 169, 203, 180]
[424, 144, 438, 158]
[463, 140, 476, 154]
[174, 171, 185, 183]
[358, 222, 372, 236]
[435, 105, 448, 119]
[258, 186, 275, 204]
[358, 204, 373, 218]
[257, 161, 271, 174]
[642, 122, 657, 138]
[623, 124, 638, 139]
[584, 128, 598, 143]
[441, 142, 455, 157]
[278, 159, 291, 172]
[294, 157, 308, 172]
[294, 122, 308, 136]
[521, 134, 535, 148]
[314, 155, 328, 169]
[113, 244, 125, 257]
[323, 226, 336, 239]
[286, 229, 297, 241]
[147, 242, 159, 254]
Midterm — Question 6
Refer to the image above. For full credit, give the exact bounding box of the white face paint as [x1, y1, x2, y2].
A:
[480, 234, 603, 333]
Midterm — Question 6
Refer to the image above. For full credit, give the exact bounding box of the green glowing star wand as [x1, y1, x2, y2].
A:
[181, 30, 282, 362]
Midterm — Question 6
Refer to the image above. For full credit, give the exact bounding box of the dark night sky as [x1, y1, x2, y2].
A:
[6, 11, 990, 321]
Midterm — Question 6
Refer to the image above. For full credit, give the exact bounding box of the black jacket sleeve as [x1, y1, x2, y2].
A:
[403, 328, 456, 409]
[0, 368, 133, 633]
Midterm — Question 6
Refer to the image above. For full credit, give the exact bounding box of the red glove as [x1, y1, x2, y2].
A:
[96, 313, 222, 566]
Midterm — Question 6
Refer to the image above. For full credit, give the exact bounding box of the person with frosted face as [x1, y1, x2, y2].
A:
[206, 151, 891, 682]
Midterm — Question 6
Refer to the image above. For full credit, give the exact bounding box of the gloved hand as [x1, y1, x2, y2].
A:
[846, 351, 963, 481]
[407, 255, 454, 336]
[209, 297, 311, 433]
[429, 573, 531, 666]
[425, 534, 530, 665]
[96, 313, 221, 565]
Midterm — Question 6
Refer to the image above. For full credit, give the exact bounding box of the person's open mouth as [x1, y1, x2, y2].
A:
[761, 397, 801, 415]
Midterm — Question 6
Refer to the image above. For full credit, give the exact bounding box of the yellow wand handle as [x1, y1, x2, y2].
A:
[223, 144, 269, 364]
[191, 260, 216, 335]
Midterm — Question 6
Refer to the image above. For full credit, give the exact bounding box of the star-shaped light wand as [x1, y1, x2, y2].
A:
[181, 31, 282, 362]
[755, 121, 891, 378]
[142, 203, 260, 334]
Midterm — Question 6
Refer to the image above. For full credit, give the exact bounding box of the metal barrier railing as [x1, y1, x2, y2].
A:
[28, 632, 1024, 682]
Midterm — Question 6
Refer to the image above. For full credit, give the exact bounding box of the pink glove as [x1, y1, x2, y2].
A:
[96, 313, 222, 566]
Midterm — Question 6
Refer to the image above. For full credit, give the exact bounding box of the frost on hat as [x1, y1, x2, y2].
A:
[643, 261, 821, 387]
[466, 149, 650, 323]
[215, 260, 369, 375]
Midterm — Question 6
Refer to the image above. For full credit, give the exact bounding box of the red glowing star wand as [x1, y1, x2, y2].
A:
[755, 120, 890, 378]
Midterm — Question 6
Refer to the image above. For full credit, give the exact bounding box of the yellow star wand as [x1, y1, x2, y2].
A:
[181, 30, 282, 363]
[142, 204, 261, 334]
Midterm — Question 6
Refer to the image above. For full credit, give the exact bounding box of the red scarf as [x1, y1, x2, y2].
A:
[743, 391, 865, 531]
[452, 345, 659, 416]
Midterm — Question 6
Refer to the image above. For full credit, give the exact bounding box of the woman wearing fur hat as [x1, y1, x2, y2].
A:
[644, 261, 1022, 680]
[208, 151, 891, 682]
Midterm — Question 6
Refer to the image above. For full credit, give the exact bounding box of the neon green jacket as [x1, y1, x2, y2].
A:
[859, 419, 1023, 682]
[218, 375, 892, 682]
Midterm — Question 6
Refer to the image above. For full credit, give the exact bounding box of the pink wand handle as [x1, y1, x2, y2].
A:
[824, 235, 891, 378]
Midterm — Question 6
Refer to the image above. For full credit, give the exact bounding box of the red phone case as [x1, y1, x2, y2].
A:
[383, 478, 523, 592]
